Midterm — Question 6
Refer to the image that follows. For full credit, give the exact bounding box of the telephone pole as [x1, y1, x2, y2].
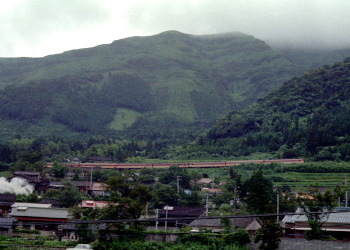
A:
[205, 193, 209, 216]
[177, 176, 182, 194]
[277, 192, 280, 221]
[232, 185, 237, 231]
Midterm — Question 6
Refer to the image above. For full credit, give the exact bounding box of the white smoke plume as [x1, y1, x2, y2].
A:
[0, 177, 34, 195]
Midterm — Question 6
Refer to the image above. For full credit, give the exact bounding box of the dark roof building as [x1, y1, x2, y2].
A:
[13, 171, 41, 183]
[0, 217, 16, 235]
[159, 206, 205, 228]
[40, 198, 62, 208]
[0, 194, 16, 216]
[159, 206, 205, 218]
[190, 217, 261, 233]
[49, 181, 92, 194]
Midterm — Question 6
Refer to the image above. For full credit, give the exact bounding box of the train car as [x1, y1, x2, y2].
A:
[45, 158, 304, 170]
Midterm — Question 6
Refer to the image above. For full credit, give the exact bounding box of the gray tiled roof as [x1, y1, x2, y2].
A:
[14, 171, 40, 176]
[10, 207, 69, 219]
[282, 207, 350, 224]
[0, 218, 16, 228]
[0, 194, 16, 202]
[190, 217, 259, 228]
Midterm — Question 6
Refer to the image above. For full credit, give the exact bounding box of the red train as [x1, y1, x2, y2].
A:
[46, 158, 304, 169]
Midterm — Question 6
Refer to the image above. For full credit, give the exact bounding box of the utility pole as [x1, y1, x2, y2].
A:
[232, 185, 237, 231]
[177, 176, 181, 194]
[205, 193, 209, 216]
[155, 209, 159, 231]
[346, 191, 348, 208]
[165, 206, 169, 231]
[277, 192, 280, 221]
[145, 202, 149, 218]
[346, 174, 348, 207]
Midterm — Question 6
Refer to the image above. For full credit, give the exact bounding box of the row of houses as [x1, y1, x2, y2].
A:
[0, 200, 262, 239]
[4, 172, 350, 240]
[0, 199, 116, 238]
[2, 193, 350, 240]
[12, 171, 108, 195]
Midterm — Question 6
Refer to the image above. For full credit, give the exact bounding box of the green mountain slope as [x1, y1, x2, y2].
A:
[0, 31, 348, 141]
[197, 57, 350, 160]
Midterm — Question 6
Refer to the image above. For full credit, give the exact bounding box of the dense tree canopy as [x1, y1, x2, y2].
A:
[244, 169, 275, 214]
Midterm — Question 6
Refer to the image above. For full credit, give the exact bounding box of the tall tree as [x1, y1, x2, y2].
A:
[57, 181, 82, 208]
[245, 171, 282, 250]
[105, 173, 152, 220]
[244, 169, 275, 214]
[297, 185, 336, 240]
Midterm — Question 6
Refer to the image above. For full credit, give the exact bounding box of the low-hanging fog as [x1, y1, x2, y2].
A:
[0, 0, 349, 57]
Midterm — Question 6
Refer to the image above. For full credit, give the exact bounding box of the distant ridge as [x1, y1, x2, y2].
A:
[0, 31, 349, 141]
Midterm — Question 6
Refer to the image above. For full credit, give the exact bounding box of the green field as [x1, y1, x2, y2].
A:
[186, 161, 350, 193]
[270, 172, 346, 190]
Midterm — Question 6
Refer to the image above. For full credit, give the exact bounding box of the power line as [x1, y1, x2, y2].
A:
[12, 210, 347, 226]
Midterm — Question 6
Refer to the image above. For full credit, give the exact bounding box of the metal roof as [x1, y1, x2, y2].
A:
[12, 202, 52, 208]
[282, 207, 350, 224]
[190, 217, 260, 228]
[10, 207, 69, 219]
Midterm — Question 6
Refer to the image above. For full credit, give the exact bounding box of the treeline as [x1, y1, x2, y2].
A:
[0, 136, 171, 172]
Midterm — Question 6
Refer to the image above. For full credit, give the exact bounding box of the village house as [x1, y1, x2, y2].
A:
[201, 187, 223, 194]
[9, 204, 69, 235]
[0, 194, 16, 216]
[88, 183, 109, 197]
[190, 217, 261, 234]
[11, 171, 50, 193]
[195, 178, 214, 187]
[79, 200, 112, 209]
[49, 180, 92, 194]
[157, 205, 205, 230]
[282, 207, 350, 240]
[12, 202, 53, 209]
[13, 171, 41, 183]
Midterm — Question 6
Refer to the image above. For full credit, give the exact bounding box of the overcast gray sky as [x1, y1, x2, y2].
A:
[1, 0, 350, 57]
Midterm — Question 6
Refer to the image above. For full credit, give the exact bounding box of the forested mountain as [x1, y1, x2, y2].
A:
[192, 57, 350, 160]
[0, 31, 349, 142]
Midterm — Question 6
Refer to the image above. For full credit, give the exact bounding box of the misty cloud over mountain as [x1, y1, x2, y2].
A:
[1, 0, 349, 57]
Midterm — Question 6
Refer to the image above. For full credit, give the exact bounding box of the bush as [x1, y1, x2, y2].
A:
[177, 233, 215, 245]
[223, 228, 251, 247]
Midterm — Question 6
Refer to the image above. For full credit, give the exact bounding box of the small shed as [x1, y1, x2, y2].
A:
[0, 217, 16, 236]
